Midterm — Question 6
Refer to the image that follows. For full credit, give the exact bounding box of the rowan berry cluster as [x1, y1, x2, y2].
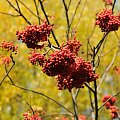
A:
[56, 57, 98, 91]
[23, 112, 42, 120]
[42, 48, 75, 77]
[96, 9, 120, 32]
[102, 95, 116, 109]
[0, 41, 18, 53]
[42, 39, 98, 92]
[16, 21, 53, 49]
[103, 0, 112, 5]
[28, 51, 46, 67]
[63, 36, 82, 55]
[102, 95, 119, 119]
[2, 56, 11, 66]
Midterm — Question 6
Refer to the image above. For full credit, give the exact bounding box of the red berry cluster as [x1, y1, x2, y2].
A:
[56, 57, 98, 91]
[2, 56, 11, 66]
[103, 0, 112, 5]
[0, 41, 18, 53]
[109, 106, 119, 119]
[63, 36, 82, 55]
[42, 39, 98, 92]
[28, 51, 46, 67]
[23, 112, 42, 120]
[102, 95, 116, 109]
[102, 95, 119, 119]
[42, 48, 75, 77]
[16, 21, 53, 49]
[96, 9, 120, 32]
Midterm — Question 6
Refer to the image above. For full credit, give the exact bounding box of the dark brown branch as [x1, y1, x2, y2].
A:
[0, 54, 15, 86]
[112, 0, 117, 12]
[92, 47, 98, 120]
[38, 0, 60, 47]
[95, 32, 109, 56]
[6, 0, 31, 25]
[11, 84, 74, 115]
[26, 101, 35, 115]
[85, 83, 95, 93]
[62, 0, 70, 40]
[4, 65, 14, 85]
[17, 0, 41, 20]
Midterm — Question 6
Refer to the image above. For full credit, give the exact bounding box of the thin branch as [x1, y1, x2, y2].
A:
[38, 0, 60, 47]
[97, 50, 119, 91]
[4, 65, 14, 85]
[85, 83, 95, 93]
[15, 0, 21, 11]
[69, 0, 82, 27]
[92, 47, 98, 120]
[98, 91, 120, 111]
[11, 84, 74, 116]
[71, 92, 79, 120]
[62, 0, 70, 40]
[0, 54, 15, 86]
[26, 101, 35, 115]
[17, 0, 41, 20]
[6, 0, 31, 25]
[100, 45, 117, 57]
[6, 0, 19, 12]
[88, 86, 94, 111]
[112, 0, 117, 12]
[74, 0, 87, 29]
[95, 32, 109, 56]
[68, 0, 72, 10]
[33, 0, 41, 24]
[0, 11, 20, 17]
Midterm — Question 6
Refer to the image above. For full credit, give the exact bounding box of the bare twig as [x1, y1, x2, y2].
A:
[85, 83, 95, 93]
[38, 0, 60, 47]
[62, 0, 70, 40]
[74, 0, 87, 29]
[100, 45, 117, 57]
[71, 92, 78, 120]
[33, 0, 40, 24]
[69, 0, 82, 28]
[0, 54, 15, 86]
[11, 84, 74, 115]
[95, 32, 109, 56]
[4, 65, 14, 85]
[26, 101, 35, 115]
[0, 11, 20, 17]
[17, 0, 41, 21]
[97, 50, 119, 91]
[68, 0, 72, 10]
[6, 0, 31, 25]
